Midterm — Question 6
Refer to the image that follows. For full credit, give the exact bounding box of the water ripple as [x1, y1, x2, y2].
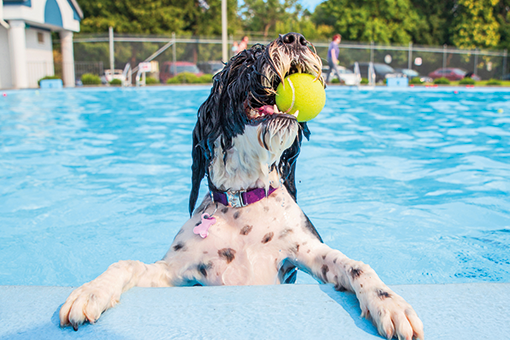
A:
[1, 87, 510, 286]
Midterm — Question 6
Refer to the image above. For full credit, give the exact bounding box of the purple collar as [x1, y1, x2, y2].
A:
[211, 186, 278, 208]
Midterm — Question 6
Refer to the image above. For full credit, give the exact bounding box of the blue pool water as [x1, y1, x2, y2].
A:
[1, 86, 509, 287]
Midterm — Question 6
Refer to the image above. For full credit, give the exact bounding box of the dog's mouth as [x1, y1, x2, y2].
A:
[246, 63, 320, 123]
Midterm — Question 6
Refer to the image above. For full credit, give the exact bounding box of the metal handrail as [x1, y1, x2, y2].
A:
[121, 63, 131, 87]
[132, 39, 175, 74]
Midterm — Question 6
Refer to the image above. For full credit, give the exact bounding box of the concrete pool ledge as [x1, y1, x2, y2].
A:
[0, 283, 508, 340]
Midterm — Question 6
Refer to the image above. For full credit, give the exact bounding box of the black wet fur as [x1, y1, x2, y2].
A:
[189, 35, 313, 215]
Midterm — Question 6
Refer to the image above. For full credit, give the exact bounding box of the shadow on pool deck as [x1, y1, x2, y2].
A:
[0, 283, 509, 339]
[319, 285, 380, 337]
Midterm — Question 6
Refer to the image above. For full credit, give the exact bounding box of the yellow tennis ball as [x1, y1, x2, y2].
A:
[275, 73, 326, 122]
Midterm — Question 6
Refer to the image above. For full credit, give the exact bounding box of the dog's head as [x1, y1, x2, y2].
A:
[189, 33, 324, 215]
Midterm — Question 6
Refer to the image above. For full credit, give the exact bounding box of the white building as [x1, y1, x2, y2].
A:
[0, 0, 82, 89]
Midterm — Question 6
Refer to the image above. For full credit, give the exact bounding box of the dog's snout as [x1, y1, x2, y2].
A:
[281, 33, 307, 47]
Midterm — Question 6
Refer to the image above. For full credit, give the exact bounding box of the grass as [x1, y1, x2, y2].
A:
[474, 80, 510, 86]
[409, 80, 510, 86]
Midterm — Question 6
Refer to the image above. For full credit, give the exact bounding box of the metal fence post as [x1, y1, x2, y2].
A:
[370, 41, 374, 64]
[109, 26, 114, 78]
[172, 32, 176, 75]
[443, 44, 447, 70]
[503, 49, 507, 79]
[473, 48, 478, 76]
[221, 0, 228, 63]
[408, 42, 412, 70]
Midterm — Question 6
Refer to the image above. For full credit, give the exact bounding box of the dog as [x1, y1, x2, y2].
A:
[59, 32, 424, 340]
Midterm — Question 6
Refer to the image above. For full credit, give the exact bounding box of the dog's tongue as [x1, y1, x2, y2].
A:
[258, 105, 275, 115]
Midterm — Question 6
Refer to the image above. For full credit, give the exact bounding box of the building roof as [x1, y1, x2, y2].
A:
[67, 0, 83, 20]
[2, 0, 83, 32]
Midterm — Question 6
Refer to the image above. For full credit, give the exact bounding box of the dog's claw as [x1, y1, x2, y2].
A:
[361, 289, 423, 340]
[60, 282, 114, 331]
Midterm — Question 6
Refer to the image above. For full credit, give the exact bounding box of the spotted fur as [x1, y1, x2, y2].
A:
[261, 232, 274, 244]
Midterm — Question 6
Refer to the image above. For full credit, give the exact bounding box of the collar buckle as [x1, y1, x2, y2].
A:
[226, 190, 246, 208]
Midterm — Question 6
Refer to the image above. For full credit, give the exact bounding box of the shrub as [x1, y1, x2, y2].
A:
[145, 76, 159, 85]
[433, 77, 450, 85]
[331, 77, 340, 84]
[109, 78, 122, 86]
[198, 74, 213, 83]
[180, 72, 199, 83]
[459, 77, 476, 85]
[38, 75, 61, 87]
[166, 72, 201, 84]
[360, 77, 369, 84]
[409, 77, 424, 85]
[486, 78, 502, 86]
[166, 76, 181, 84]
[81, 73, 101, 85]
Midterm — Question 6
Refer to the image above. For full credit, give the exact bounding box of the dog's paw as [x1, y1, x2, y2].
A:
[360, 288, 424, 340]
[59, 283, 118, 330]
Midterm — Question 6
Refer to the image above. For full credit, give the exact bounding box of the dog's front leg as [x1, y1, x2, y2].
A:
[295, 241, 424, 340]
[59, 260, 173, 330]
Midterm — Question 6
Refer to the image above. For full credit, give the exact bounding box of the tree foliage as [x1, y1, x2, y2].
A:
[78, 0, 239, 36]
[312, 0, 428, 44]
[240, 0, 303, 38]
[450, 0, 500, 49]
[496, 0, 510, 49]
[411, 0, 455, 45]
[75, 0, 510, 50]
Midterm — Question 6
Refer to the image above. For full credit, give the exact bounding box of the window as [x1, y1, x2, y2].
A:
[405, 70, 419, 77]
[37, 32, 44, 44]
[374, 64, 395, 73]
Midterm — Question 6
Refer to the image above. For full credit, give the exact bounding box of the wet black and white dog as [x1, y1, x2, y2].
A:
[60, 33, 424, 340]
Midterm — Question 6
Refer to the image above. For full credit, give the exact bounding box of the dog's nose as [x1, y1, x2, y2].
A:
[281, 33, 307, 47]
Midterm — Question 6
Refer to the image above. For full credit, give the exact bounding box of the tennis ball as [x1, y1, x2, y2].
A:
[275, 73, 326, 122]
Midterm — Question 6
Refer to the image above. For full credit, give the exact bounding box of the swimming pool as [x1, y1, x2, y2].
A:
[1, 86, 509, 287]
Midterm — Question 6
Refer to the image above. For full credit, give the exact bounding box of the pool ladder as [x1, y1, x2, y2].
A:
[122, 63, 132, 87]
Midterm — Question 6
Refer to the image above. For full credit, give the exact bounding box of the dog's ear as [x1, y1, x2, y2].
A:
[189, 82, 221, 216]
[189, 49, 260, 215]
[280, 122, 310, 202]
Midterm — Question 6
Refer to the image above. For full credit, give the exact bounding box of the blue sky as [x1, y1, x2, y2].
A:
[299, 0, 324, 11]
[238, 0, 324, 12]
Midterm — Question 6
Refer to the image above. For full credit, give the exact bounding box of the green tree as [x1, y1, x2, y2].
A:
[450, 0, 500, 49]
[496, 0, 510, 75]
[411, 0, 455, 45]
[240, 0, 303, 38]
[77, 0, 239, 36]
[496, 0, 510, 49]
[312, 0, 427, 44]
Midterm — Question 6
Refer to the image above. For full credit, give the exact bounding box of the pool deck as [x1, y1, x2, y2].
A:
[0, 283, 508, 340]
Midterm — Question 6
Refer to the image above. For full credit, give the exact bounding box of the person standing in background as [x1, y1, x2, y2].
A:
[237, 36, 249, 53]
[326, 34, 342, 84]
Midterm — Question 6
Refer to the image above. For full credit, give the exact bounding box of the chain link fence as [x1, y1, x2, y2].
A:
[44, 34, 510, 85]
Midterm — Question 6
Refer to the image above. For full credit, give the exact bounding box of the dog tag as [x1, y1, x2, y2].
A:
[193, 213, 216, 238]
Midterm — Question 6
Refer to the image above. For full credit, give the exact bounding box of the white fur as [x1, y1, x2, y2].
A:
[209, 123, 295, 192]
